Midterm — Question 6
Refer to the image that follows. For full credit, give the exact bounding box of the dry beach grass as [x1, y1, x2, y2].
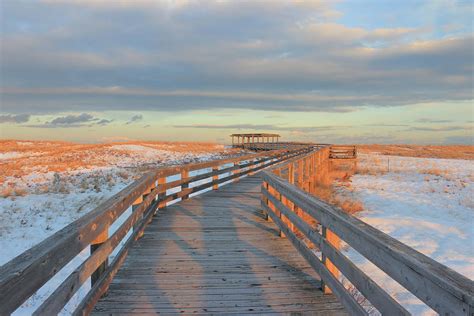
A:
[357, 144, 474, 160]
[0, 140, 242, 197]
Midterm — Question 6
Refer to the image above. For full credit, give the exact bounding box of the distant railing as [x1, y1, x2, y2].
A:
[0, 147, 312, 315]
[329, 145, 357, 159]
[261, 147, 473, 315]
[237, 142, 329, 151]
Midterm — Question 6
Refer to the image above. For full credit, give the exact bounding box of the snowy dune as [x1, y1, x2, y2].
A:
[336, 154, 473, 315]
[0, 141, 244, 314]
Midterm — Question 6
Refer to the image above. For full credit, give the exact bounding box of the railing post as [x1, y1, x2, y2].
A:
[305, 157, 311, 192]
[271, 168, 291, 236]
[90, 227, 108, 294]
[321, 226, 341, 294]
[181, 169, 189, 200]
[297, 160, 303, 190]
[262, 181, 271, 221]
[249, 158, 257, 176]
[212, 166, 219, 190]
[233, 161, 240, 182]
[277, 190, 288, 238]
[157, 176, 167, 209]
[288, 162, 295, 184]
[132, 182, 152, 239]
[309, 154, 314, 194]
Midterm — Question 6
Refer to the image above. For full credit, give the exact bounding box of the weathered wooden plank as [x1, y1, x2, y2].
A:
[104, 284, 323, 294]
[106, 283, 322, 291]
[97, 296, 339, 306]
[92, 303, 346, 315]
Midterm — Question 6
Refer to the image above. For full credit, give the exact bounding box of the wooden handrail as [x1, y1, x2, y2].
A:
[261, 148, 474, 315]
[0, 146, 312, 315]
[329, 145, 357, 159]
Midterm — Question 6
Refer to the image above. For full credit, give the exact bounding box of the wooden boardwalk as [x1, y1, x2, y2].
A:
[92, 175, 346, 315]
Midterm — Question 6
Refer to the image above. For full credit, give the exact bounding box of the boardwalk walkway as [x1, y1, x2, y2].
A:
[3, 145, 468, 315]
[92, 175, 346, 315]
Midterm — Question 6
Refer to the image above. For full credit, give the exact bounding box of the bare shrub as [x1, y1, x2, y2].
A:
[340, 200, 364, 214]
[80, 178, 89, 192]
[419, 168, 446, 177]
[117, 170, 129, 180]
[14, 187, 28, 197]
[35, 184, 50, 194]
[0, 186, 14, 198]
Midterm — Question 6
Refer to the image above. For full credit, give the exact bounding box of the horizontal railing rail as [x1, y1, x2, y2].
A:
[261, 147, 473, 315]
[0, 146, 312, 315]
[236, 141, 329, 151]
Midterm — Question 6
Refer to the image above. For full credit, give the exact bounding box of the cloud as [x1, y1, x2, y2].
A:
[1, 1, 472, 115]
[363, 123, 409, 127]
[0, 114, 30, 123]
[415, 118, 453, 123]
[173, 123, 350, 133]
[96, 119, 113, 126]
[49, 113, 94, 125]
[4, 86, 467, 113]
[25, 113, 112, 128]
[408, 126, 467, 132]
[174, 124, 278, 130]
[126, 114, 143, 124]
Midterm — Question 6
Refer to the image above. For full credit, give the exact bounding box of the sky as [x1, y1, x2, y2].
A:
[0, 0, 473, 144]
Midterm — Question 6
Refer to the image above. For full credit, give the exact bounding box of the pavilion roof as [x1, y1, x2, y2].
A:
[230, 133, 280, 137]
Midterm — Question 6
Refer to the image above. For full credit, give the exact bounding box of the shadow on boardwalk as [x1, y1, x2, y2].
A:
[92, 175, 346, 315]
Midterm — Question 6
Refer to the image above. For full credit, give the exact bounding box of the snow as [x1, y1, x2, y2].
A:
[0, 142, 239, 315]
[336, 154, 474, 315]
[0, 152, 25, 160]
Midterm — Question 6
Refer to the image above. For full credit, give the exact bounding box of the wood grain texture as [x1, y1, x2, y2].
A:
[92, 176, 346, 315]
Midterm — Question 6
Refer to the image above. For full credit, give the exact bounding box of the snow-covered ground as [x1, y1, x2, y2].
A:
[0, 141, 241, 315]
[335, 153, 474, 315]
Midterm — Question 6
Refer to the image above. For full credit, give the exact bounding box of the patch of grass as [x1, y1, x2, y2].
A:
[0, 186, 14, 198]
[419, 168, 447, 177]
[357, 144, 474, 160]
[14, 187, 28, 197]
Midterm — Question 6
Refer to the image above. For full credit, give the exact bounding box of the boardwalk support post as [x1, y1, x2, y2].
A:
[212, 166, 219, 189]
[181, 170, 189, 200]
[90, 227, 108, 294]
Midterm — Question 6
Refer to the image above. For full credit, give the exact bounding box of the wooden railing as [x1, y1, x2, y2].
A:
[0, 147, 312, 316]
[329, 145, 357, 159]
[261, 147, 473, 315]
[238, 142, 329, 151]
